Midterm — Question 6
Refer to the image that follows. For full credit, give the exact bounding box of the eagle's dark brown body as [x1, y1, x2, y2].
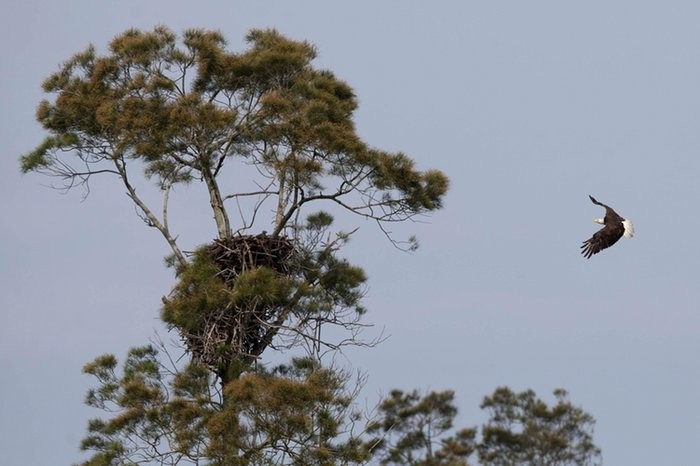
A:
[581, 195, 633, 259]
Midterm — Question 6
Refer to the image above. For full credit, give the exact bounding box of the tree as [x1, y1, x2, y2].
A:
[367, 388, 602, 466]
[21, 27, 449, 465]
[477, 387, 601, 466]
[367, 389, 477, 465]
[21, 26, 448, 386]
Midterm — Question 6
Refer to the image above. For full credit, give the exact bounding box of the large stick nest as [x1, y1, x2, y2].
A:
[180, 234, 300, 375]
[209, 234, 297, 284]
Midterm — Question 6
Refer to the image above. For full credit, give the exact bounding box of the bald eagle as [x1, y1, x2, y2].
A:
[581, 195, 634, 259]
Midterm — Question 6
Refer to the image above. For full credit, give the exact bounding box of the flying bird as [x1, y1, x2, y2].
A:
[581, 195, 634, 259]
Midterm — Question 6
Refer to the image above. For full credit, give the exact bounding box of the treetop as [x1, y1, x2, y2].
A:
[21, 26, 448, 256]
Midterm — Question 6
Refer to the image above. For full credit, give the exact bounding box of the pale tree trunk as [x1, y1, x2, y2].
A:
[201, 167, 231, 239]
[274, 166, 287, 230]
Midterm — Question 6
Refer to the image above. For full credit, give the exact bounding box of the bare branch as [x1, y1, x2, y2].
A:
[114, 156, 188, 268]
[223, 189, 277, 201]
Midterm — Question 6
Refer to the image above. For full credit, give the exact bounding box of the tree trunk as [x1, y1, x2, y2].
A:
[201, 167, 232, 239]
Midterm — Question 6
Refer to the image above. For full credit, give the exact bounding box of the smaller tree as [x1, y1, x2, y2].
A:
[368, 387, 601, 466]
[478, 387, 601, 466]
[367, 389, 477, 466]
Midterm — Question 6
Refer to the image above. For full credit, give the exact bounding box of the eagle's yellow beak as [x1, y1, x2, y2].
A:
[593, 218, 604, 225]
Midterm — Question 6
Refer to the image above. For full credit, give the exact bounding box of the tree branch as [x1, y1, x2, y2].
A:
[113, 156, 188, 268]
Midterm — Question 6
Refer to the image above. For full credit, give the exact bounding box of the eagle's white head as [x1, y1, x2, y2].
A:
[593, 218, 605, 225]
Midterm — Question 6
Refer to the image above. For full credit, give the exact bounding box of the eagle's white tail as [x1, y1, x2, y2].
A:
[623, 219, 635, 238]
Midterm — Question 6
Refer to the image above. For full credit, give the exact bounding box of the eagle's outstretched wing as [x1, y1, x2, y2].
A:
[580, 224, 624, 259]
[589, 195, 623, 223]
[588, 195, 604, 207]
[589, 195, 611, 207]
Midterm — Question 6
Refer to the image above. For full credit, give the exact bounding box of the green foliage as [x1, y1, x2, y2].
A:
[21, 26, 448, 245]
[298, 248, 367, 317]
[19, 133, 79, 173]
[161, 247, 295, 336]
[366, 152, 448, 211]
[160, 248, 234, 333]
[367, 389, 477, 466]
[305, 211, 334, 230]
[295, 212, 367, 315]
[478, 387, 602, 466]
[368, 387, 602, 466]
[79, 348, 370, 465]
[231, 266, 295, 308]
[79, 346, 216, 465]
[207, 357, 371, 465]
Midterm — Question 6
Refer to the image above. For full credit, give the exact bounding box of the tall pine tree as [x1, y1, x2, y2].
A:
[22, 27, 449, 464]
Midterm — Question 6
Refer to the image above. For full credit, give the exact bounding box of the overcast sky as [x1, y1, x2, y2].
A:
[3, 1, 700, 465]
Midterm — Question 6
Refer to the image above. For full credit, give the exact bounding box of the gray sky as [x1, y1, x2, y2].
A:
[3, 1, 700, 464]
